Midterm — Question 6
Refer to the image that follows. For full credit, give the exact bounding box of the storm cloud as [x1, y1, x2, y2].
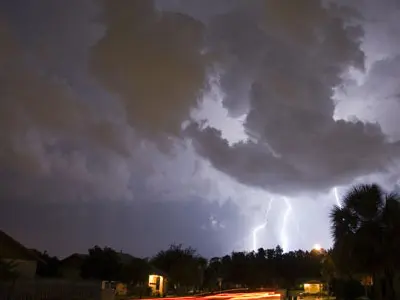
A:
[1, 0, 400, 255]
[90, 0, 210, 143]
[188, 0, 400, 194]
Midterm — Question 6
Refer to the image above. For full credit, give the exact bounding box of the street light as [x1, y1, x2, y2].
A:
[313, 244, 322, 252]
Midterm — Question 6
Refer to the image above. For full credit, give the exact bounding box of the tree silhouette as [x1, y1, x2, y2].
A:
[120, 257, 150, 286]
[330, 183, 400, 300]
[151, 244, 204, 294]
[81, 246, 121, 281]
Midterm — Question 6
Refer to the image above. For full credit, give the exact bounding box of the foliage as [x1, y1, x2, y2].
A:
[79, 246, 152, 287]
[128, 285, 152, 298]
[331, 278, 365, 300]
[81, 246, 122, 281]
[120, 257, 151, 286]
[202, 246, 322, 290]
[63, 242, 327, 294]
[151, 244, 205, 292]
[330, 183, 400, 300]
[149, 243, 323, 293]
[321, 250, 336, 288]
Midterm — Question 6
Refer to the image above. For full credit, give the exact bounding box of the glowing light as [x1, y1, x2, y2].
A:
[334, 187, 342, 208]
[313, 243, 322, 251]
[153, 289, 281, 300]
[280, 197, 292, 252]
[204, 292, 281, 300]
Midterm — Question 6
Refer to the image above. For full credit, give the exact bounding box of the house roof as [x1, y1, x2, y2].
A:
[60, 253, 88, 268]
[60, 252, 138, 268]
[0, 230, 43, 262]
[148, 265, 169, 278]
[304, 280, 323, 284]
[117, 252, 135, 264]
[295, 277, 323, 285]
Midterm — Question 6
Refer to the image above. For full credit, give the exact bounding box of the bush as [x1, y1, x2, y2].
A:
[128, 285, 152, 298]
[331, 279, 364, 300]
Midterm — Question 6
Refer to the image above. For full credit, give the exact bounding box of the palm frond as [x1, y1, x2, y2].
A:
[330, 183, 400, 276]
[329, 205, 357, 243]
[342, 183, 384, 220]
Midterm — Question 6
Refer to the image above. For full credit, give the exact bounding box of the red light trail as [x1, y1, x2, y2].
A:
[142, 291, 281, 300]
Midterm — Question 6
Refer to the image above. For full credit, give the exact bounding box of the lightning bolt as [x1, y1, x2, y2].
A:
[334, 186, 342, 208]
[280, 196, 292, 253]
[266, 197, 273, 217]
[252, 223, 266, 251]
[252, 198, 274, 251]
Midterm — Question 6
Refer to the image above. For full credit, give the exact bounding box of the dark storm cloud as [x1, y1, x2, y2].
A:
[0, 18, 86, 165]
[90, 0, 210, 143]
[0, 3, 180, 210]
[156, 0, 243, 23]
[206, 3, 266, 117]
[2, 0, 399, 201]
[188, 0, 400, 195]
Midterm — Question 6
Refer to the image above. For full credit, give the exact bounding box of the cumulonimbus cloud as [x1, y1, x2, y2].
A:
[90, 0, 210, 144]
[1, 0, 400, 205]
[0, 6, 138, 202]
[187, 0, 400, 195]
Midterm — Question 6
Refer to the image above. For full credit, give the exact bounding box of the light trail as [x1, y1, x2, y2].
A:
[334, 186, 342, 208]
[280, 196, 292, 252]
[252, 199, 274, 251]
[205, 292, 281, 300]
[148, 291, 282, 300]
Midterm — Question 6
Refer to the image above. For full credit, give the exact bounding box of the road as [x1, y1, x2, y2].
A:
[144, 291, 281, 300]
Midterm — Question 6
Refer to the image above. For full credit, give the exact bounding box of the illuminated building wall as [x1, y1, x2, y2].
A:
[148, 274, 166, 296]
[304, 282, 322, 294]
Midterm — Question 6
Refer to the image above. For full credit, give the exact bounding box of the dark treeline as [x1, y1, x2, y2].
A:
[150, 244, 323, 291]
[6, 183, 399, 300]
[25, 244, 323, 288]
[26, 244, 325, 295]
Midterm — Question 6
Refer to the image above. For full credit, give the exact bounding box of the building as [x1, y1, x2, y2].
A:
[303, 280, 325, 294]
[0, 230, 43, 279]
[148, 267, 168, 297]
[60, 253, 88, 280]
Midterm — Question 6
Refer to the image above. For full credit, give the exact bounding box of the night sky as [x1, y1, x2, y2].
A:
[1, 0, 400, 258]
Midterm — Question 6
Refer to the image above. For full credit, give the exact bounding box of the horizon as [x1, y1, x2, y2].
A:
[5, 226, 326, 260]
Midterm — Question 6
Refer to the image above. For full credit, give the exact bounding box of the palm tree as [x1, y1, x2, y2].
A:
[330, 183, 400, 300]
